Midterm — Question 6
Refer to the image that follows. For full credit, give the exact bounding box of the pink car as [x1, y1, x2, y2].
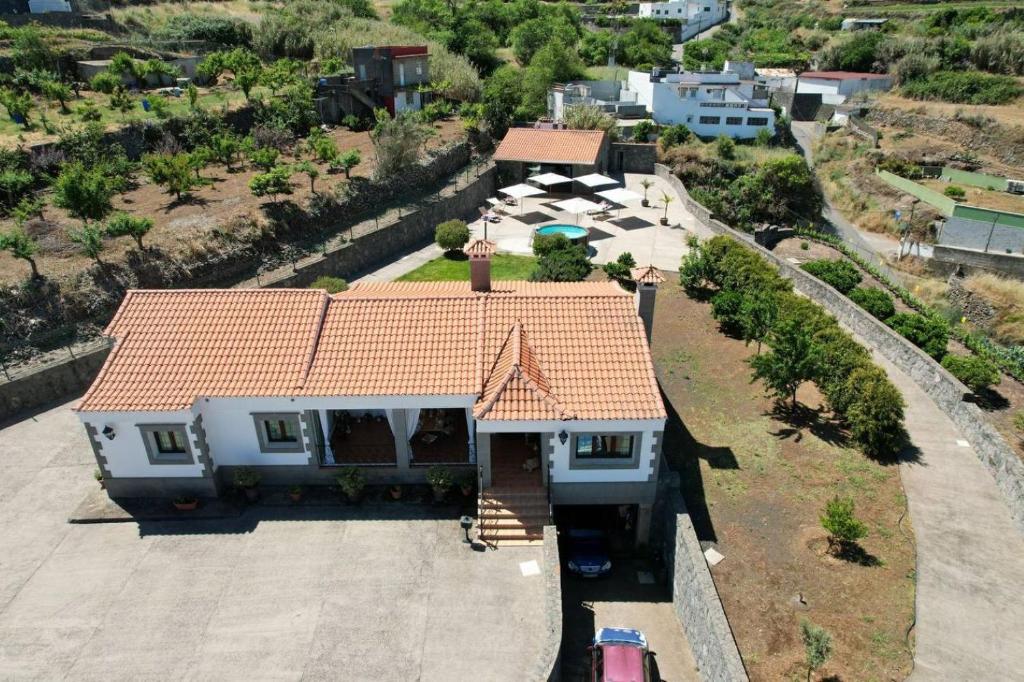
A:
[590, 627, 653, 682]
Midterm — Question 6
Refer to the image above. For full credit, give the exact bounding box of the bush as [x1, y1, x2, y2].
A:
[941, 354, 1000, 393]
[715, 134, 736, 160]
[902, 71, 1022, 105]
[602, 251, 636, 281]
[233, 467, 261, 488]
[710, 289, 745, 336]
[632, 119, 656, 141]
[659, 123, 691, 149]
[435, 219, 470, 252]
[846, 365, 906, 457]
[820, 496, 868, 550]
[336, 466, 365, 499]
[848, 287, 895, 321]
[813, 325, 873, 414]
[944, 185, 966, 200]
[311, 276, 348, 293]
[89, 71, 120, 95]
[801, 259, 862, 294]
[156, 13, 252, 48]
[532, 237, 592, 282]
[887, 312, 949, 360]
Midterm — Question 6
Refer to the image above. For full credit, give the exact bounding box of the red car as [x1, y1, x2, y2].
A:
[591, 627, 653, 682]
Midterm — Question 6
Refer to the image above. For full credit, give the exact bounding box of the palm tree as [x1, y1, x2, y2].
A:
[661, 192, 674, 225]
[640, 178, 654, 206]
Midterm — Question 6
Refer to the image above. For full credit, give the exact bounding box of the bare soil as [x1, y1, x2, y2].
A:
[651, 278, 916, 682]
[876, 92, 1024, 131]
[0, 119, 466, 286]
[918, 179, 1024, 215]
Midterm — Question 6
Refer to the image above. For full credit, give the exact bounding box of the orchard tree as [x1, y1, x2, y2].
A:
[740, 293, 777, 354]
[41, 79, 73, 112]
[0, 227, 40, 278]
[0, 88, 33, 127]
[820, 496, 867, 554]
[749, 317, 820, 408]
[845, 366, 906, 457]
[800, 620, 833, 682]
[105, 212, 153, 251]
[249, 166, 293, 205]
[333, 149, 361, 178]
[248, 146, 280, 172]
[293, 161, 319, 193]
[209, 133, 242, 171]
[53, 162, 114, 226]
[143, 153, 196, 200]
[109, 87, 135, 120]
[68, 224, 106, 265]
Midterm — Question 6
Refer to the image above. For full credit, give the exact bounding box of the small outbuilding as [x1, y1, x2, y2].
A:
[493, 128, 611, 184]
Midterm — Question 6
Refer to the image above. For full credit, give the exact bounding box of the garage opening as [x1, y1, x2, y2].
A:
[553, 504, 638, 555]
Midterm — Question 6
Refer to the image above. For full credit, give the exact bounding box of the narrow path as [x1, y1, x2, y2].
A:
[859, 342, 1024, 678]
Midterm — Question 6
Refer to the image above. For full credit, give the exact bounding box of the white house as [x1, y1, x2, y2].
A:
[76, 243, 668, 546]
[841, 17, 887, 31]
[638, 0, 727, 40]
[626, 69, 775, 139]
[797, 71, 893, 98]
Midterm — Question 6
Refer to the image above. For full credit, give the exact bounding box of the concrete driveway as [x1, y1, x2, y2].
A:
[0, 401, 547, 681]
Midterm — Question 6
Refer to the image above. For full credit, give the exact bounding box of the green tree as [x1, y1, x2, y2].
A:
[603, 251, 637, 281]
[292, 160, 319, 193]
[0, 89, 33, 126]
[529, 40, 586, 83]
[510, 17, 578, 65]
[248, 146, 280, 172]
[845, 366, 906, 457]
[0, 167, 33, 210]
[435, 219, 471, 252]
[370, 111, 432, 179]
[848, 287, 895, 321]
[820, 496, 868, 552]
[481, 65, 521, 137]
[0, 227, 40, 278]
[632, 119, 657, 142]
[749, 317, 821, 407]
[186, 83, 199, 111]
[235, 68, 261, 100]
[209, 133, 242, 171]
[333, 149, 361, 179]
[740, 293, 777, 353]
[532, 236, 592, 282]
[800, 620, 833, 682]
[887, 313, 949, 360]
[41, 79, 73, 113]
[53, 162, 114, 226]
[89, 71, 120, 95]
[249, 166, 293, 205]
[617, 19, 673, 67]
[941, 354, 1000, 393]
[109, 87, 135, 120]
[659, 124, 691, 149]
[143, 153, 196, 200]
[103, 212, 152, 251]
[310, 135, 338, 164]
[68, 224, 106, 265]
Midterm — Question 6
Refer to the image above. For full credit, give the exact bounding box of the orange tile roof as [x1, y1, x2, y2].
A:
[78, 282, 665, 422]
[493, 129, 606, 165]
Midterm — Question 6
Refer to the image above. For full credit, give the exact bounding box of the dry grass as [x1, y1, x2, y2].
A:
[109, 0, 266, 28]
[876, 92, 1024, 130]
[918, 180, 1024, 215]
[964, 273, 1024, 344]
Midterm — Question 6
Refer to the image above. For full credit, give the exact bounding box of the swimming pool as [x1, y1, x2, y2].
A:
[536, 224, 589, 246]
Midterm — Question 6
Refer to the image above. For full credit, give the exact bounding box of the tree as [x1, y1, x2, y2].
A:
[209, 133, 242, 171]
[532, 235, 592, 282]
[310, 135, 338, 164]
[143, 153, 196, 200]
[603, 251, 637, 281]
[940, 354, 1000, 393]
[530, 39, 586, 83]
[660, 192, 674, 223]
[0, 89, 33, 126]
[800, 620, 833, 682]
[0, 227, 40, 278]
[370, 111, 432, 179]
[248, 146, 280, 172]
[41, 79, 73, 113]
[632, 119, 656, 142]
[740, 293, 777, 353]
[109, 87, 135, 120]
[333, 149, 361, 179]
[235, 68, 261, 100]
[186, 83, 199, 111]
[510, 17, 578, 65]
[53, 162, 114, 226]
[293, 161, 319, 193]
[188, 146, 213, 180]
[0, 167, 33, 211]
[249, 166, 293, 204]
[749, 317, 820, 407]
[845, 366, 906, 457]
[848, 287, 895, 321]
[435, 219, 471, 252]
[482, 65, 522, 137]
[617, 19, 673, 67]
[710, 289, 745, 335]
[105, 212, 153, 251]
[659, 124, 691, 149]
[820, 496, 868, 553]
[89, 71, 120, 95]
[68, 224, 106, 265]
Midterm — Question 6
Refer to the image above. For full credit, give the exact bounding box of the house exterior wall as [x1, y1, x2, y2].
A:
[797, 76, 892, 97]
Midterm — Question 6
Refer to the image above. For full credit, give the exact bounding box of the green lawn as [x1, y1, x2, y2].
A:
[396, 254, 537, 282]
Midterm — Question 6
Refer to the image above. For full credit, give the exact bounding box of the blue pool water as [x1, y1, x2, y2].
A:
[536, 224, 588, 239]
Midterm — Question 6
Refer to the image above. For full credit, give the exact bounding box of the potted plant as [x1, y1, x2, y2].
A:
[173, 495, 198, 511]
[234, 467, 262, 502]
[640, 179, 653, 207]
[336, 466, 366, 503]
[459, 471, 476, 498]
[389, 484, 403, 500]
[94, 468, 105, 489]
[660, 192, 674, 225]
[426, 465, 454, 503]
[289, 485, 303, 502]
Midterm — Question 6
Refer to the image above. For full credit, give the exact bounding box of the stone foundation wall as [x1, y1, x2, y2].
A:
[656, 163, 1024, 533]
[0, 340, 111, 421]
[931, 244, 1024, 279]
[610, 142, 657, 173]
[537, 525, 563, 682]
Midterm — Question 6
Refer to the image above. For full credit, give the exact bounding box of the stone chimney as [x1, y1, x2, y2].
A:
[631, 265, 665, 343]
[465, 239, 497, 292]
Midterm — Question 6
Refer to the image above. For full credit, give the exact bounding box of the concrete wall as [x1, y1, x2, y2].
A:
[0, 340, 111, 420]
[537, 525, 563, 682]
[610, 142, 657, 173]
[941, 167, 1008, 192]
[656, 163, 1024, 533]
[931, 245, 1024, 279]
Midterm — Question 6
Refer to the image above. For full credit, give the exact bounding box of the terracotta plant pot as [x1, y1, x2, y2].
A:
[460, 484, 474, 497]
[173, 498, 198, 511]
[243, 487, 259, 502]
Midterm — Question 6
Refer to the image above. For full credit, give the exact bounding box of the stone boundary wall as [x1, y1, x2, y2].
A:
[656, 472, 748, 682]
[0, 162, 495, 422]
[930, 245, 1024, 279]
[537, 525, 563, 682]
[656, 163, 1024, 533]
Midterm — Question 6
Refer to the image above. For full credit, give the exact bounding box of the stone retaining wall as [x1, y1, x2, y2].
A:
[537, 525, 563, 682]
[0, 340, 111, 421]
[656, 472, 748, 682]
[656, 163, 1024, 533]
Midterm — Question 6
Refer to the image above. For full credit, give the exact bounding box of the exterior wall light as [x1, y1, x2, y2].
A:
[102, 425, 116, 440]
[558, 430, 569, 445]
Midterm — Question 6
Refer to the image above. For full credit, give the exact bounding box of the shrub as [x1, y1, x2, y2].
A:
[801, 621, 833, 682]
[813, 325, 872, 414]
[603, 251, 637, 281]
[715, 134, 736, 160]
[155, 13, 252, 48]
[532, 239, 592, 282]
[800, 259, 862, 294]
[435, 219, 470, 252]
[425, 465, 454, 492]
[311, 275, 348, 293]
[887, 312, 949, 360]
[941, 354, 1000, 393]
[848, 287, 895, 321]
[944, 185, 966, 200]
[710, 289, 745, 336]
[233, 466, 261, 488]
[335, 466, 365, 499]
[89, 71, 120, 95]
[902, 71, 1022, 105]
[820, 496, 868, 550]
[846, 366, 906, 457]
[248, 166, 293, 204]
[632, 119, 656, 141]
[659, 123, 691, 149]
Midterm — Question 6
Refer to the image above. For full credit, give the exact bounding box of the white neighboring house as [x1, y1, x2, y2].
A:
[626, 69, 775, 139]
[638, 0, 728, 40]
[76, 243, 669, 546]
[797, 71, 893, 98]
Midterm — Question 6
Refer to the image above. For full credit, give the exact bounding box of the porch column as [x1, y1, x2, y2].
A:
[477, 432, 491, 488]
[465, 408, 476, 464]
[319, 409, 335, 465]
[389, 408, 412, 471]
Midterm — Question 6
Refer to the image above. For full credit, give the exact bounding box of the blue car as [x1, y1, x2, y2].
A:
[566, 529, 612, 577]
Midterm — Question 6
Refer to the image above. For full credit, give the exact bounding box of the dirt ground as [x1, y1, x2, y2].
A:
[875, 92, 1024, 131]
[651, 277, 916, 682]
[0, 119, 466, 286]
[918, 179, 1024, 214]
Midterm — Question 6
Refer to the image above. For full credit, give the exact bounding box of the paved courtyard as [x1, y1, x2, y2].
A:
[0, 402, 548, 681]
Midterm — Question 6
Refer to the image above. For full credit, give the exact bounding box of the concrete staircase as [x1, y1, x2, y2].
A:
[478, 455, 549, 547]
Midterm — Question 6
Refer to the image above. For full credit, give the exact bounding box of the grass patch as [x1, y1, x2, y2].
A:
[396, 253, 537, 281]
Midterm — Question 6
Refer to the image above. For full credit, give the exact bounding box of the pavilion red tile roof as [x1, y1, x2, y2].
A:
[494, 128, 606, 165]
[631, 265, 666, 284]
[78, 282, 665, 422]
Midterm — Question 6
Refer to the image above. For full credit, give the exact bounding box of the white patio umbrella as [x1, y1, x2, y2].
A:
[574, 173, 618, 189]
[596, 187, 643, 217]
[553, 197, 603, 224]
[528, 172, 573, 188]
[499, 183, 545, 214]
